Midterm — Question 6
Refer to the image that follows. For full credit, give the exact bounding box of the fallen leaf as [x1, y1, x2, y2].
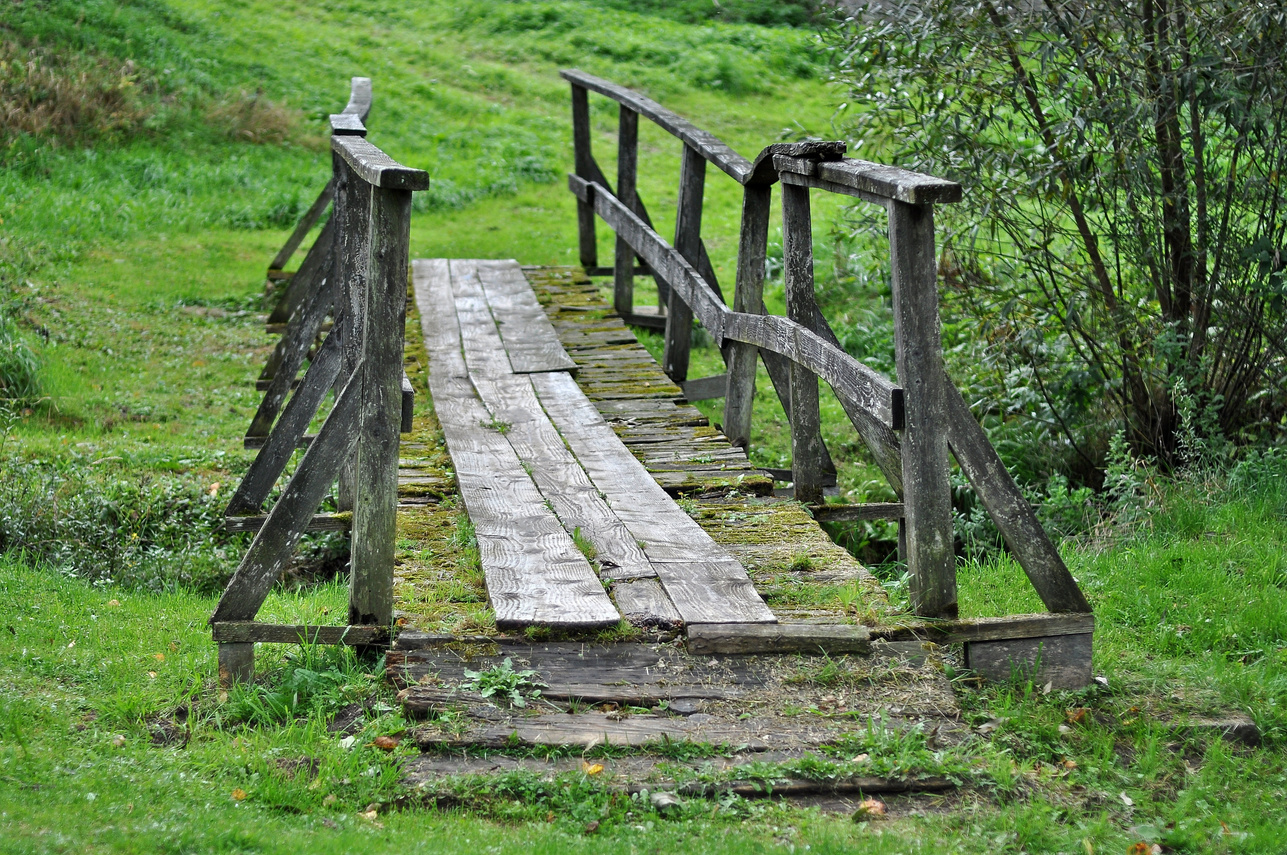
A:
[208, 482, 221, 497]
[581, 760, 604, 776]
[851, 753, 870, 763]
[1042, 681, 1053, 695]
[147, 671, 158, 679]
[153, 653, 165, 662]
[372, 735, 400, 752]
[111, 734, 127, 747]
[323, 793, 338, 806]
[339, 735, 357, 750]
[1119, 791, 1134, 807]
[853, 798, 886, 820]
[67, 640, 75, 649]
[1062, 759, 1078, 770]
[217, 691, 229, 704]
[584, 820, 600, 834]
[107, 600, 121, 607]
[231, 789, 247, 801]
[1066, 707, 1089, 725]
[546, 811, 555, 823]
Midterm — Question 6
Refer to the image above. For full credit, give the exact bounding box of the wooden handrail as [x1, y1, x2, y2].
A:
[563, 73, 1090, 622]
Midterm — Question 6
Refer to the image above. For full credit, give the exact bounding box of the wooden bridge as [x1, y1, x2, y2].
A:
[209, 76, 1094, 766]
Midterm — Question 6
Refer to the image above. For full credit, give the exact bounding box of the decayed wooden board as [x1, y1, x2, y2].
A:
[449, 260, 658, 589]
[475, 259, 577, 374]
[224, 513, 350, 534]
[870, 612, 1094, 644]
[212, 622, 388, 645]
[531, 371, 774, 625]
[687, 623, 871, 656]
[964, 633, 1092, 690]
[414, 259, 618, 629]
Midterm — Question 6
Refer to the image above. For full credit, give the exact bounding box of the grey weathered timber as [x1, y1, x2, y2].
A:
[663, 144, 707, 382]
[810, 502, 905, 522]
[349, 185, 413, 626]
[889, 200, 955, 618]
[745, 141, 847, 186]
[263, 213, 334, 329]
[570, 174, 901, 429]
[224, 513, 351, 534]
[943, 383, 1092, 613]
[218, 643, 254, 687]
[331, 155, 372, 512]
[331, 135, 430, 191]
[610, 578, 682, 627]
[268, 179, 335, 274]
[230, 322, 345, 514]
[212, 368, 362, 624]
[773, 155, 962, 206]
[531, 370, 774, 625]
[964, 633, 1092, 690]
[723, 184, 771, 448]
[244, 434, 314, 451]
[475, 260, 577, 374]
[678, 373, 727, 402]
[247, 256, 334, 439]
[686, 623, 871, 656]
[341, 76, 373, 121]
[416, 712, 779, 751]
[212, 622, 389, 645]
[869, 612, 1094, 644]
[450, 260, 656, 587]
[329, 112, 366, 135]
[415, 259, 619, 629]
[614, 106, 639, 315]
[401, 372, 415, 434]
[782, 182, 825, 505]
[562, 70, 754, 184]
[571, 83, 598, 269]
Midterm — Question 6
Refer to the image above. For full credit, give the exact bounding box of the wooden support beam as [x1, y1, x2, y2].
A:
[678, 373, 727, 402]
[686, 623, 870, 655]
[964, 633, 1092, 690]
[571, 83, 597, 269]
[224, 513, 351, 534]
[782, 182, 825, 506]
[212, 622, 389, 645]
[869, 612, 1094, 644]
[723, 184, 771, 449]
[810, 502, 904, 522]
[614, 106, 639, 316]
[889, 200, 955, 618]
[663, 143, 705, 383]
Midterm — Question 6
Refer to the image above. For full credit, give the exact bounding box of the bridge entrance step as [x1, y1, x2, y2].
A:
[413, 258, 775, 630]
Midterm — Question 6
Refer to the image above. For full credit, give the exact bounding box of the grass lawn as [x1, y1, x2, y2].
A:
[1, 1, 1286, 851]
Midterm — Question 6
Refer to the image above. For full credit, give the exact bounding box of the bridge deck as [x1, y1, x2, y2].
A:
[389, 263, 890, 635]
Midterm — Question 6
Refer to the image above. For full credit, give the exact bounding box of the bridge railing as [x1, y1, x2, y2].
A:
[562, 70, 1091, 623]
[212, 83, 427, 685]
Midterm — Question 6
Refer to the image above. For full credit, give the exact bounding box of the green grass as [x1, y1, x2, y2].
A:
[1, 0, 1286, 851]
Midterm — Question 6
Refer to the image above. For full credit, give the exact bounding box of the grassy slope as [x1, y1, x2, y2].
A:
[0, 0, 1285, 851]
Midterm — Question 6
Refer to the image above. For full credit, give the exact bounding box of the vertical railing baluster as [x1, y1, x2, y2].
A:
[664, 143, 706, 382]
[333, 156, 372, 512]
[889, 199, 955, 618]
[781, 183, 826, 505]
[571, 84, 597, 271]
[613, 106, 639, 316]
[724, 183, 771, 449]
[349, 182, 412, 627]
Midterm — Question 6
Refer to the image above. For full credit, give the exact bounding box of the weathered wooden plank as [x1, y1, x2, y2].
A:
[449, 260, 657, 587]
[678, 373, 726, 402]
[889, 200, 955, 618]
[570, 83, 598, 269]
[341, 75, 373, 121]
[531, 371, 774, 625]
[218, 643, 254, 687]
[782, 182, 825, 505]
[348, 185, 411, 626]
[614, 106, 639, 315]
[964, 633, 1092, 690]
[401, 371, 415, 434]
[561, 70, 753, 185]
[474, 260, 577, 374]
[724, 184, 770, 448]
[230, 323, 345, 515]
[329, 111, 366, 136]
[268, 179, 335, 274]
[244, 434, 314, 450]
[247, 265, 334, 439]
[417, 712, 782, 750]
[610, 578, 682, 627]
[687, 623, 871, 655]
[212, 622, 389, 645]
[943, 383, 1092, 613]
[332, 155, 372, 513]
[773, 155, 962, 206]
[745, 141, 847, 187]
[212, 368, 361, 623]
[870, 612, 1094, 644]
[331, 135, 429, 191]
[415, 259, 619, 629]
[810, 503, 904, 522]
[224, 513, 351, 534]
[663, 144, 706, 383]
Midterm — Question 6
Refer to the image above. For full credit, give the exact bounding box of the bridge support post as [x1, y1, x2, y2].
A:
[664, 144, 706, 382]
[889, 200, 956, 618]
[571, 83, 598, 270]
[613, 107, 639, 316]
[724, 183, 771, 449]
[781, 183, 826, 505]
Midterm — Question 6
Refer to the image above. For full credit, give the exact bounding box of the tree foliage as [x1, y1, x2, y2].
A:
[831, 0, 1287, 469]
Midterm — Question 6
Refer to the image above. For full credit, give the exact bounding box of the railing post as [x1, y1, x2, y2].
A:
[571, 83, 598, 270]
[332, 155, 372, 512]
[889, 200, 956, 618]
[664, 143, 706, 382]
[781, 183, 826, 505]
[349, 183, 412, 626]
[723, 184, 771, 449]
[613, 106, 639, 316]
